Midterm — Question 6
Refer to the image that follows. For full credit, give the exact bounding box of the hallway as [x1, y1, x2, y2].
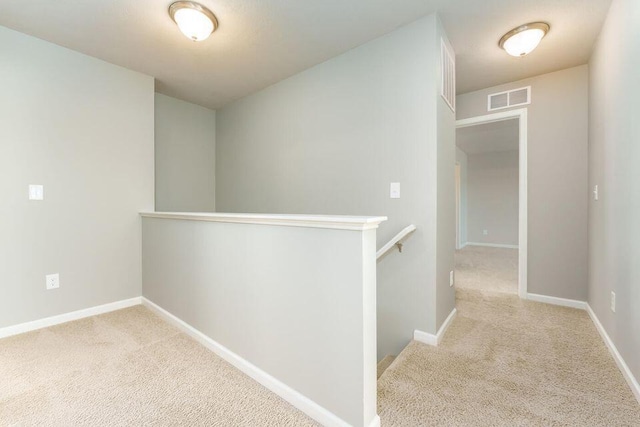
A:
[455, 246, 519, 294]
[377, 289, 640, 425]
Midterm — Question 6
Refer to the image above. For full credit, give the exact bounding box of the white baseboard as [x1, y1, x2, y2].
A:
[526, 293, 587, 310]
[414, 308, 457, 346]
[142, 298, 358, 427]
[0, 297, 142, 339]
[587, 305, 640, 404]
[413, 329, 437, 346]
[466, 242, 519, 249]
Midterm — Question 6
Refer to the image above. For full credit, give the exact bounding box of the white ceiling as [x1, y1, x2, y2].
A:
[456, 119, 519, 154]
[440, 0, 612, 94]
[0, 0, 612, 109]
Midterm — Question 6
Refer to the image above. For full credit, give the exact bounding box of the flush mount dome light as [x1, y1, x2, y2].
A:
[499, 22, 550, 57]
[169, 1, 218, 41]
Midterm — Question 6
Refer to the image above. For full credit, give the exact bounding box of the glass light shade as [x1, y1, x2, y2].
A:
[503, 29, 545, 56]
[169, 2, 218, 42]
[174, 8, 214, 41]
[499, 23, 550, 57]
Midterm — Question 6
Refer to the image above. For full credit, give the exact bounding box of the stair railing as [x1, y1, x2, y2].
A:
[376, 224, 417, 261]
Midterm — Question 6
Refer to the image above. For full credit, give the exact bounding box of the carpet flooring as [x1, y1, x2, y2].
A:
[377, 289, 640, 426]
[0, 306, 317, 426]
[4, 296, 639, 426]
[455, 245, 518, 294]
[377, 356, 396, 379]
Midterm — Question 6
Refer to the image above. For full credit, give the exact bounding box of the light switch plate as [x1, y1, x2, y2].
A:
[29, 185, 44, 200]
[390, 182, 400, 199]
[594, 185, 599, 201]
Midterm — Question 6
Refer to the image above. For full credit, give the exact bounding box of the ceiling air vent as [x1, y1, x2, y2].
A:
[441, 39, 455, 112]
[487, 86, 531, 111]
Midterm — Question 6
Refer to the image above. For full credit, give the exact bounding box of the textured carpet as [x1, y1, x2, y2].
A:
[0, 306, 317, 426]
[378, 356, 396, 379]
[455, 245, 518, 294]
[378, 289, 640, 426]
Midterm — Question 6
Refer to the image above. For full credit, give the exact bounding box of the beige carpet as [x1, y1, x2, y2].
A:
[378, 289, 640, 426]
[378, 356, 396, 379]
[0, 306, 317, 426]
[455, 245, 518, 294]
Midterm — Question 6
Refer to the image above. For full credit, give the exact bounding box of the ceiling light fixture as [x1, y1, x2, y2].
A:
[169, 1, 218, 42]
[499, 22, 550, 57]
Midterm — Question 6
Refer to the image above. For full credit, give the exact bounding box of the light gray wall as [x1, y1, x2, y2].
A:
[155, 93, 216, 212]
[588, 0, 640, 384]
[455, 148, 468, 246]
[0, 26, 154, 328]
[216, 14, 453, 358]
[457, 65, 589, 301]
[435, 17, 457, 330]
[467, 150, 519, 246]
[456, 119, 519, 154]
[142, 218, 377, 427]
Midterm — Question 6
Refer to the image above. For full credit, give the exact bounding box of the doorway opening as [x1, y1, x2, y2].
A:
[455, 109, 528, 298]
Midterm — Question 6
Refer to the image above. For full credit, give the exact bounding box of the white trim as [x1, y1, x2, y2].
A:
[456, 108, 528, 299]
[438, 308, 458, 344]
[376, 224, 417, 260]
[0, 297, 142, 339]
[140, 212, 387, 231]
[440, 38, 456, 113]
[586, 305, 640, 404]
[526, 293, 587, 310]
[142, 298, 358, 427]
[368, 415, 381, 427]
[466, 242, 519, 249]
[414, 308, 457, 346]
[455, 162, 461, 250]
[413, 329, 437, 346]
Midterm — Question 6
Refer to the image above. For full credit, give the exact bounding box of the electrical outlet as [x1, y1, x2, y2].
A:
[611, 291, 616, 313]
[29, 184, 44, 200]
[483, 229, 488, 236]
[449, 270, 454, 287]
[46, 273, 60, 290]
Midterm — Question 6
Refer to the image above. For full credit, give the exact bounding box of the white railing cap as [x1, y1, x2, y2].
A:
[140, 212, 387, 231]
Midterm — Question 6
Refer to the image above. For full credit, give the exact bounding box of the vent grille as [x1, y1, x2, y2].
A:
[441, 39, 455, 112]
[487, 86, 531, 111]
[489, 92, 509, 110]
[509, 87, 529, 105]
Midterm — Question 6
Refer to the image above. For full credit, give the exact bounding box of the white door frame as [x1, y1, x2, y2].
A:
[456, 108, 528, 299]
[455, 162, 461, 250]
